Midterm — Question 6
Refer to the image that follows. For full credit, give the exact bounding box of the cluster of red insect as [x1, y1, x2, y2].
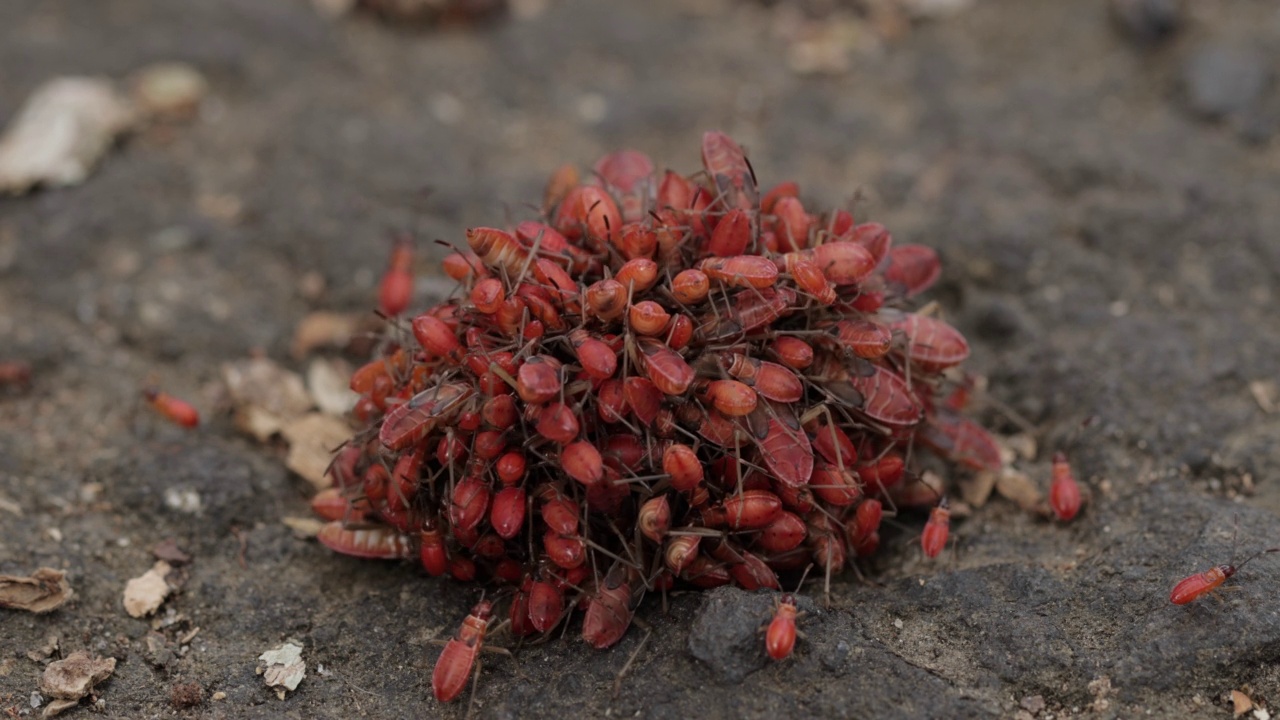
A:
[312, 131, 1008, 701]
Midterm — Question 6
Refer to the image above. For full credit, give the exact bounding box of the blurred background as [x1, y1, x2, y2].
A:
[4, 0, 1280, 718]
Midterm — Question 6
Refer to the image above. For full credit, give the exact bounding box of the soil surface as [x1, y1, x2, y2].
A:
[4, 0, 1280, 718]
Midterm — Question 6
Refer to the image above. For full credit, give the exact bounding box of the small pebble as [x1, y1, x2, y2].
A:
[1183, 44, 1269, 119]
[132, 63, 208, 120]
[1109, 0, 1183, 45]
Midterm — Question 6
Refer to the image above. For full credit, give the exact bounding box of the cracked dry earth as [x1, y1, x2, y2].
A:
[3, 0, 1280, 718]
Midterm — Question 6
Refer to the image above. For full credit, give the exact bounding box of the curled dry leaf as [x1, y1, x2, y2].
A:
[282, 516, 325, 538]
[123, 561, 173, 618]
[151, 538, 191, 565]
[1232, 689, 1254, 717]
[994, 468, 1044, 513]
[131, 63, 207, 121]
[290, 311, 363, 360]
[222, 358, 314, 442]
[38, 651, 116, 717]
[257, 640, 306, 699]
[1250, 380, 1277, 414]
[306, 358, 358, 416]
[1001, 433, 1038, 462]
[0, 568, 73, 614]
[0, 77, 136, 194]
[959, 470, 998, 508]
[280, 413, 352, 490]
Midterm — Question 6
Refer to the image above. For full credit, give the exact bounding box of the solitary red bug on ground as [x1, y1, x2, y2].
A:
[921, 497, 951, 559]
[432, 600, 494, 702]
[1170, 547, 1280, 605]
[142, 387, 200, 428]
[1049, 451, 1082, 521]
[765, 594, 800, 660]
[0, 361, 32, 388]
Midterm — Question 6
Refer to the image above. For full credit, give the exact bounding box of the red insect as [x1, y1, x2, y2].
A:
[582, 566, 637, 649]
[1170, 548, 1280, 605]
[701, 131, 758, 212]
[882, 244, 941, 297]
[0, 361, 32, 387]
[142, 387, 199, 428]
[378, 236, 414, 317]
[432, 601, 495, 702]
[317, 522, 412, 560]
[1049, 451, 1082, 521]
[636, 338, 694, 395]
[379, 383, 473, 451]
[765, 594, 800, 660]
[706, 208, 752, 257]
[921, 498, 951, 559]
[889, 313, 970, 372]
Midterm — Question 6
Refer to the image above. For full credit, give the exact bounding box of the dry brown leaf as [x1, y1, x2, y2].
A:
[27, 635, 60, 663]
[1002, 433, 1038, 462]
[222, 358, 313, 442]
[257, 640, 306, 699]
[0, 568, 73, 614]
[959, 470, 998, 507]
[281, 413, 352, 489]
[0, 78, 136, 194]
[151, 538, 191, 565]
[282, 516, 325, 538]
[290, 311, 363, 359]
[131, 63, 207, 121]
[39, 651, 116, 717]
[123, 561, 172, 618]
[1233, 690, 1254, 717]
[1250, 380, 1277, 414]
[307, 358, 358, 416]
[995, 468, 1044, 513]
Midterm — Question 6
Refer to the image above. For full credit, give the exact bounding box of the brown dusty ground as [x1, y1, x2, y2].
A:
[3, 0, 1280, 718]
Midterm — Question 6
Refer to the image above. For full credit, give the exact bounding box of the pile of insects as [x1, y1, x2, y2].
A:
[310, 131, 1008, 701]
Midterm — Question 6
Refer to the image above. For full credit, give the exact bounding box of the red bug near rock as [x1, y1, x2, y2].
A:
[311, 132, 1003, 700]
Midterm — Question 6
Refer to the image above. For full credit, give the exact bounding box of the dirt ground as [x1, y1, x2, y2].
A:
[3, 0, 1280, 717]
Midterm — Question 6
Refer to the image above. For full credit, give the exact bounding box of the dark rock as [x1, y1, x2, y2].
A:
[686, 588, 773, 684]
[972, 298, 1030, 344]
[1183, 44, 1269, 119]
[1109, 0, 1183, 45]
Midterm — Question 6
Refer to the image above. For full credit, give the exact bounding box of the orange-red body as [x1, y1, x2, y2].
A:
[432, 601, 493, 702]
[701, 131, 758, 212]
[921, 500, 951, 559]
[1170, 565, 1231, 605]
[637, 338, 694, 395]
[582, 568, 636, 649]
[766, 595, 799, 660]
[378, 238, 414, 317]
[379, 383, 472, 451]
[757, 412, 814, 490]
[671, 269, 710, 305]
[529, 579, 564, 633]
[698, 255, 777, 289]
[1049, 451, 1082, 521]
[318, 521, 412, 560]
[419, 520, 448, 576]
[702, 489, 782, 530]
[142, 387, 199, 428]
[891, 313, 970, 371]
[883, 244, 941, 297]
[561, 441, 603, 486]
[0, 361, 32, 387]
[1170, 547, 1280, 604]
